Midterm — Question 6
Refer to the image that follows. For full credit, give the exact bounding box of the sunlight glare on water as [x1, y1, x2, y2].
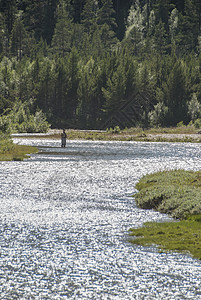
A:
[0, 139, 201, 299]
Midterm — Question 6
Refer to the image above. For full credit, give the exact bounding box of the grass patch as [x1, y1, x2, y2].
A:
[65, 127, 201, 142]
[130, 170, 201, 260]
[0, 135, 38, 161]
[135, 170, 201, 219]
[20, 126, 201, 142]
[129, 214, 201, 260]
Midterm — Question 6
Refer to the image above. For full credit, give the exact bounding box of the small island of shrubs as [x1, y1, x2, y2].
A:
[129, 170, 201, 260]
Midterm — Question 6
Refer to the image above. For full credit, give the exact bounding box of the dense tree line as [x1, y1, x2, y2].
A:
[0, 0, 201, 131]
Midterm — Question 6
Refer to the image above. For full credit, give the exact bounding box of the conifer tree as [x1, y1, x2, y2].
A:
[77, 58, 101, 128]
[124, 1, 147, 56]
[36, 57, 55, 117]
[0, 12, 8, 58]
[54, 57, 68, 119]
[153, 20, 168, 55]
[0, 57, 19, 107]
[164, 60, 189, 124]
[97, 0, 118, 52]
[98, 0, 116, 28]
[51, 0, 73, 57]
[176, 0, 199, 54]
[81, 0, 98, 30]
[9, 15, 33, 60]
[66, 47, 79, 118]
[0, 0, 17, 34]
[22, 0, 57, 44]
[102, 61, 126, 113]
[169, 8, 179, 44]
[71, 0, 85, 23]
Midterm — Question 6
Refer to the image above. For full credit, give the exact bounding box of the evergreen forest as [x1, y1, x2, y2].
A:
[1, 0, 201, 132]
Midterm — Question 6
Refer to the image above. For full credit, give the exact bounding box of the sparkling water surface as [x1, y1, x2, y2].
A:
[1, 138, 201, 299]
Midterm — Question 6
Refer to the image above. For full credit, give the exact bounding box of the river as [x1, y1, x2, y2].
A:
[1, 138, 201, 299]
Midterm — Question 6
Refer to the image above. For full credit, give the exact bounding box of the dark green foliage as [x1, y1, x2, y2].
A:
[51, 0, 73, 57]
[0, 0, 201, 130]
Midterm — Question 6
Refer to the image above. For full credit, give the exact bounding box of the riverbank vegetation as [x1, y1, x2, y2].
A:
[130, 170, 201, 260]
[129, 214, 201, 260]
[25, 125, 201, 143]
[1, 1, 201, 131]
[0, 134, 38, 161]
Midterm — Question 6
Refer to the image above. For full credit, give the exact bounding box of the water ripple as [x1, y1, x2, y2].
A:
[1, 139, 201, 299]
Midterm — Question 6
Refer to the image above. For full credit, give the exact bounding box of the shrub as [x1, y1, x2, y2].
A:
[148, 102, 169, 127]
[0, 134, 14, 153]
[107, 126, 121, 134]
[177, 121, 185, 127]
[194, 118, 201, 129]
[135, 170, 201, 219]
[0, 101, 50, 133]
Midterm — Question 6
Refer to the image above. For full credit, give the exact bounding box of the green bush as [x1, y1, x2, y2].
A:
[148, 103, 169, 127]
[107, 126, 121, 134]
[0, 134, 14, 153]
[135, 170, 201, 219]
[194, 118, 201, 129]
[177, 121, 185, 127]
[0, 101, 50, 133]
[0, 115, 12, 133]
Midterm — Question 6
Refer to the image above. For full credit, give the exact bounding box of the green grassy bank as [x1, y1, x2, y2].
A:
[65, 126, 201, 142]
[66, 127, 201, 142]
[17, 126, 201, 142]
[129, 170, 201, 260]
[0, 135, 38, 161]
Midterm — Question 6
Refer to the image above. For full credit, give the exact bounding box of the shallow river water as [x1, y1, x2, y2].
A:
[1, 138, 201, 299]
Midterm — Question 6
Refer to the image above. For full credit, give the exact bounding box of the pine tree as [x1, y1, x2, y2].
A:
[9, 15, 33, 60]
[36, 57, 55, 117]
[176, 0, 199, 54]
[102, 61, 126, 113]
[0, 12, 8, 58]
[71, 0, 85, 23]
[153, 0, 172, 30]
[22, 0, 57, 44]
[124, 1, 147, 56]
[165, 60, 189, 125]
[22, 0, 46, 42]
[153, 20, 168, 55]
[51, 0, 73, 57]
[54, 57, 68, 119]
[0, 0, 17, 34]
[66, 47, 79, 118]
[98, 0, 116, 28]
[43, 0, 58, 45]
[77, 58, 101, 128]
[81, 0, 98, 30]
[0, 57, 19, 107]
[169, 8, 179, 44]
[97, 0, 118, 52]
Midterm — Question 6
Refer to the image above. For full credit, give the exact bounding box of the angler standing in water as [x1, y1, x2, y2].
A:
[61, 129, 67, 147]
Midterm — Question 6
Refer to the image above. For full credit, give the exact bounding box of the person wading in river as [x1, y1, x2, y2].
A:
[61, 129, 67, 147]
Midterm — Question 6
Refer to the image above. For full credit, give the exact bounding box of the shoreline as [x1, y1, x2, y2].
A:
[12, 127, 201, 143]
[3, 132, 201, 259]
[129, 170, 201, 260]
[0, 137, 38, 161]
